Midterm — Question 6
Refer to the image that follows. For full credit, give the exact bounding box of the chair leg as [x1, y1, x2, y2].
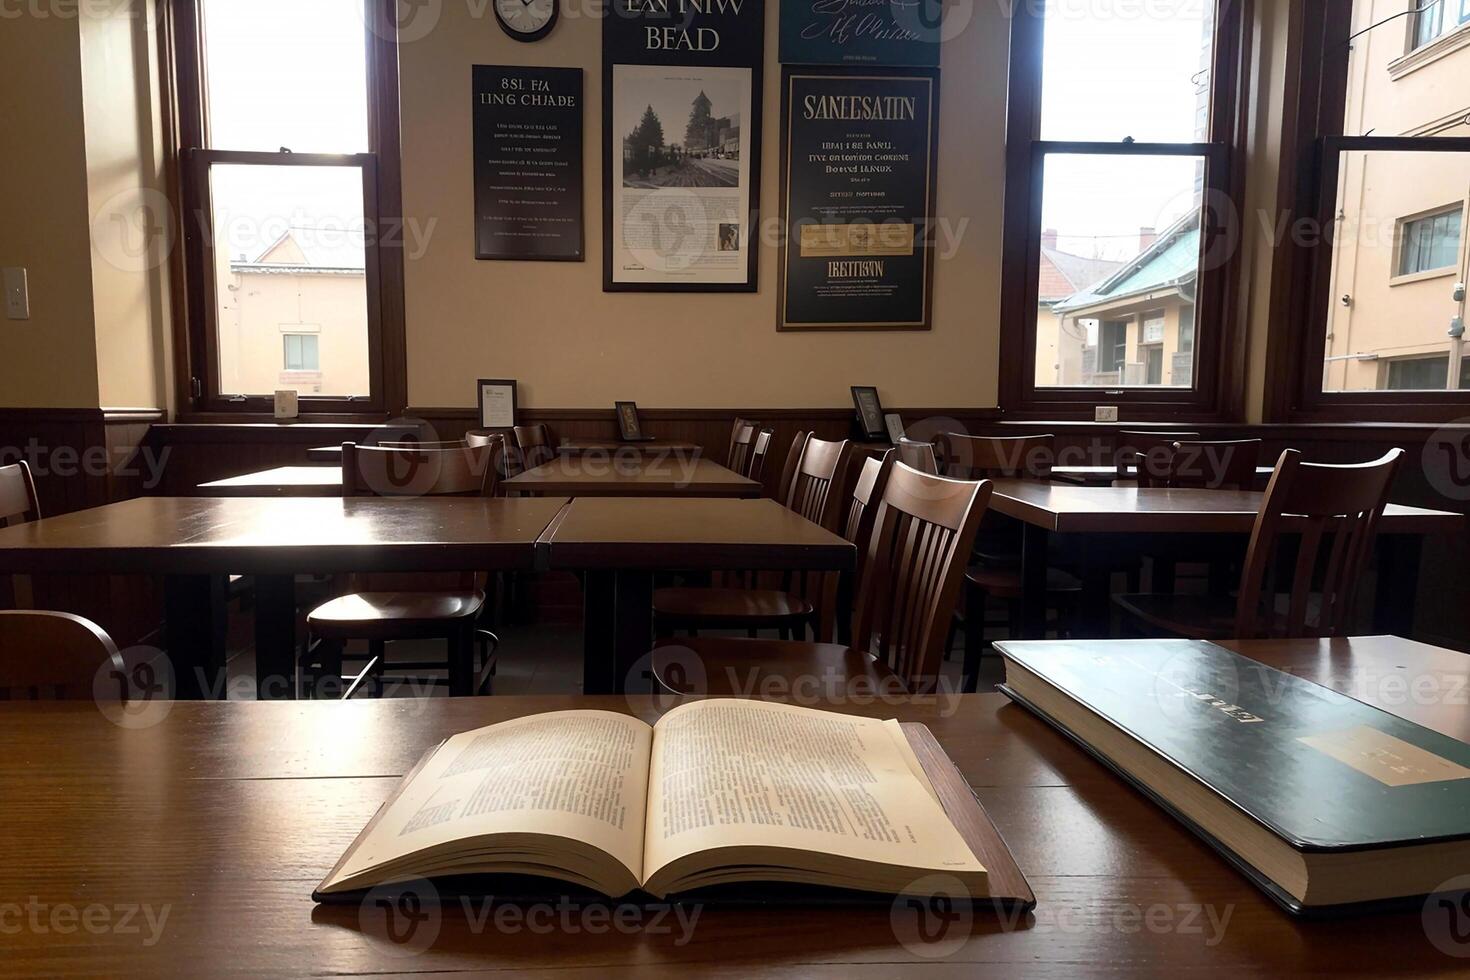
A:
[962, 582, 984, 694]
[318, 639, 345, 700]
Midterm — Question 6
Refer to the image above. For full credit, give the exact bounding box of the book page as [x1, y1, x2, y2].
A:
[328, 710, 652, 890]
[644, 700, 984, 881]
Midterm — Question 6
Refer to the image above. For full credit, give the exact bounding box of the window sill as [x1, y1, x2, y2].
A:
[1389, 23, 1470, 80]
[1389, 266, 1461, 287]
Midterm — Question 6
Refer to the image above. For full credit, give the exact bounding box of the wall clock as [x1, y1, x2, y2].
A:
[494, 0, 558, 42]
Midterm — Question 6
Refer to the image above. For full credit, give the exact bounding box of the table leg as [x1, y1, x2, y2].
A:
[164, 574, 226, 700]
[1019, 524, 1049, 639]
[448, 625, 474, 697]
[582, 571, 617, 695]
[1077, 537, 1114, 639]
[253, 574, 297, 701]
[613, 571, 654, 696]
[1373, 533, 1423, 637]
[835, 567, 854, 647]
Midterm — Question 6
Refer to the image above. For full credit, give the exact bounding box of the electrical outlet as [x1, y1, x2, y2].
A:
[1095, 405, 1119, 423]
[3, 267, 29, 320]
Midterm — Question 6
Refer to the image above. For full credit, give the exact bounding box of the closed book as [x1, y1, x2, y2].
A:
[996, 639, 1470, 916]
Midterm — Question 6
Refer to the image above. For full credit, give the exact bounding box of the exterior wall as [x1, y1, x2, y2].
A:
[1325, 1, 1470, 391]
[217, 269, 370, 397]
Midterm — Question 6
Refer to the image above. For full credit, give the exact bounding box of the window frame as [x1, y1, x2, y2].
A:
[997, 0, 1251, 421]
[1262, 0, 1470, 422]
[159, 0, 407, 419]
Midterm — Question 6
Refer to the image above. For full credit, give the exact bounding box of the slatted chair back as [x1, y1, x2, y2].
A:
[746, 428, 775, 482]
[939, 433, 1054, 480]
[0, 461, 40, 528]
[775, 431, 810, 503]
[895, 437, 939, 475]
[1235, 448, 1403, 639]
[513, 424, 555, 471]
[852, 461, 991, 691]
[0, 611, 126, 701]
[464, 432, 509, 497]
[785, 436, 857, 531]
[727, 422, 759, 478]
[726, 417, 759, 470]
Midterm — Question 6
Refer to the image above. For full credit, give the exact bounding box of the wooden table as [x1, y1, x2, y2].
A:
[198, 465, 342, 496]
[2, 637, 1463, 975]
[0, 496, 570, 699]
[1050, 464, 1276, 487]
[539, 497, 855, 694]
[507, 456, 760, 498]
[307, 445, 343, 462]
[557, 439, 702, 456]
[985, 479, 1466, 641]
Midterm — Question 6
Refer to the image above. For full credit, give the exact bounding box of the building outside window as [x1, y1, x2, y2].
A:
[1415, 0, 1470, 50]
[1398, 207, 1464, 276]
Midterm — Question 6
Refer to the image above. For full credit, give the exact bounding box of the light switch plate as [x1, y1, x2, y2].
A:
[1095, 405, 1119, 423]
[3, 267, 29, 320]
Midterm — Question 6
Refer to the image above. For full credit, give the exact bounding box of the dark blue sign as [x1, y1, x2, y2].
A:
[779, 0, 943, 67]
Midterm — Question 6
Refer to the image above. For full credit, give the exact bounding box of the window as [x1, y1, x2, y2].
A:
[1398, 208, 1463, 276]
[1414, 0, 1470, 50]
[165, 0, 405, 416]
[1263, 0, 1470, 420]
[999, 0, 1247, 417]
[283, 335, 320, 372]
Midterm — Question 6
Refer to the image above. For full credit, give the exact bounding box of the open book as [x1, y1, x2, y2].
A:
[316, 700, 1032, 905]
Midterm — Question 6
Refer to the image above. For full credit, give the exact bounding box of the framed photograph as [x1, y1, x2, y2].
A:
[884, 413, 906, 445]
[477, 379, 518, 429]
[615, 401, 647, 441]
[851, 386, 887, 440]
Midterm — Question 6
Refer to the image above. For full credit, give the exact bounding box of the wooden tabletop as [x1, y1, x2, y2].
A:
[506, 456, 761, 498]
[2, 636, 1464, 974]
[540, 497, 855, 570]
[0, 496, 570, 574]
[198, 465, 342, 496]
[557, 439, 703, 456]
[1050, 464, 1276, 487]
[306, 445, 341, 462]
[986, 478, 1465, 535]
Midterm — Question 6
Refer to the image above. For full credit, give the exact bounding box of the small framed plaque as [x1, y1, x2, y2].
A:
[883, 412, 906, 445]
[615, 401, 650, 441]
[478, 379, 518, 429]
[851, 386, 887, 441]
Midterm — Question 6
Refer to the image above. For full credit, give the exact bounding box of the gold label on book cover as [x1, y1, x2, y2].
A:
[1297, 725, 1470, 787]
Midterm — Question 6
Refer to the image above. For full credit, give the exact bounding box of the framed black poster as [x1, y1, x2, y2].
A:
[779, 0, 942, 67]
[777, 67, 939, 331]
[474, 65, 584, 261]
[602, 0, 764, 292]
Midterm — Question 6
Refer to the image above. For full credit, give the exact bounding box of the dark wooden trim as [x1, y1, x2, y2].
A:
[997, 0, 1251, 422]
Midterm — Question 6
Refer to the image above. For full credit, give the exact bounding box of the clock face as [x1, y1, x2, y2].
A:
[495, 0, 557, 40]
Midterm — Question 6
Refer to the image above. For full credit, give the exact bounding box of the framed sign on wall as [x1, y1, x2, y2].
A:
[602, 0, 765, 292]
[473, 65, 584, 261]
[477, 379, 519, 429]
[777, 66, 940, 331]
[779, 0, 943, 67]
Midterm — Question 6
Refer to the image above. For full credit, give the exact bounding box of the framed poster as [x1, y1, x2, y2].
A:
[477, 379, 518, 429]
[473, 66, 584, 261]
[777, 67, 939, 331]
[779, 0, 942, 67]
[602, 0, 764, 291]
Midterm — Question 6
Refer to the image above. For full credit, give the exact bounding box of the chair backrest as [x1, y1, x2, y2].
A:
[727, 422, 759, 477]
[746, 428, 775, 482]
[727, 417, 759, 470]
[0, 611, 125, 700]
[775, 431, 811, 503]
[340, 443, 494, 498]
[895, 437, 939, 475]
[376, 439, 466, 451]
[463, 432, 510, 497]
[1235, 448, 1403, 639]
[1115, 430, 1202, 479]
[513, 424, 555, 470]
[0, 461, 40, 528]
[785, 436, 857, 531]
[1137, 438, 1264, 490]
[940, 433, 1054, 480]
[842, 452, 893, 545]
[853, 461, 991, 691]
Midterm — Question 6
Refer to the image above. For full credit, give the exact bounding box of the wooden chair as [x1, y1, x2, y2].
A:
[1114, 448, 1404, 640]
[0, 461, 40, 608]
[651, 460, 991, 697]
[513, 424, 555, 472]
[936, 435, 1078, 689]
[746, 428, 775, 482]
[652, 436, 857, 640]
[726, 422, 759, 477]
[774, 431, 810, 503]
[896, 437, 938, 475]
[1114, 430, 1201, 482]
[299, 443, 500, 698]
[1133, 438, 1263, 490]
[726, 417, 760, 470]
[0, 610, 125, 700]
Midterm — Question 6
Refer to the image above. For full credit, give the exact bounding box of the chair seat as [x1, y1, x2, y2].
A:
[652, 587, 814, 627]
[307, 590, 485, 639]
[965, 564, 1080, 600]
[1112, 592, 1237, 640]
[650, 636, 903, 698]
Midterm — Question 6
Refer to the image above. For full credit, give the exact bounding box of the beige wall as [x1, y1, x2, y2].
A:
[0, 13, 101, 408]
[398, 5, 1007, 410]
[219, 268, 371, 397]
